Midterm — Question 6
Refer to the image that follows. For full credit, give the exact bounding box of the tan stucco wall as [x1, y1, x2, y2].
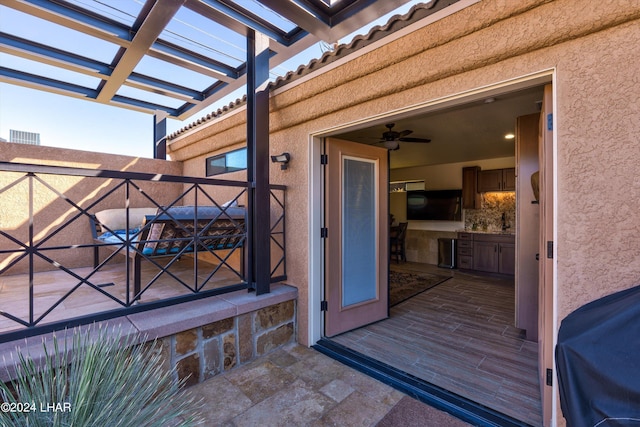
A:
[555, 21, 640, 311]
[169, 4, 640, 423]
[0, 143, 183, 273]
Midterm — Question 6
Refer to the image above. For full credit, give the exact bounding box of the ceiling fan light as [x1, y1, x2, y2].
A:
[384, 140, 399, 150]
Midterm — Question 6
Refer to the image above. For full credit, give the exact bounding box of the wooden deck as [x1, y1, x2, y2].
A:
[331, 262, 542, 426]
[0, 257, 241, 335]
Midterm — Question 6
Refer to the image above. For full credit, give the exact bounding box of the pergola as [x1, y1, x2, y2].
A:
[0, 0, 440, 293]
[0, 0, 419, 132]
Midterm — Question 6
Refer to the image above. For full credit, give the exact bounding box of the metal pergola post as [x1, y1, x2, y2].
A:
[153, 112, 167, 160]
[246, 30, 271, 295]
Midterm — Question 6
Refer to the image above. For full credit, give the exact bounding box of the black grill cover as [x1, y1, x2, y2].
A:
[556, 284, 640, 427]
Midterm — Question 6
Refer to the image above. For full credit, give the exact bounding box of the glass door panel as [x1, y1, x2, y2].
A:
[342, 157, 377, 306]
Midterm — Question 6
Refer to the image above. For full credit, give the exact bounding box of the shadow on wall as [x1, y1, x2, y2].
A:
[0, 144, 183, 274]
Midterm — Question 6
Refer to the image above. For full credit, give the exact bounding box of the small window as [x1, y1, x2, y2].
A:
[206, 148, 247, 176]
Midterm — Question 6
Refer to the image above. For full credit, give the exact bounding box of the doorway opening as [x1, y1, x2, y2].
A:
[311, 74, 554, 427]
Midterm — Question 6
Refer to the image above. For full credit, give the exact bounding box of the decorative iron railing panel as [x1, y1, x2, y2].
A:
[0, 162, 286, 342]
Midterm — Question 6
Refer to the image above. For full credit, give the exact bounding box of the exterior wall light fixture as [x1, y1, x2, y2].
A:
[271, 152, 291, 170]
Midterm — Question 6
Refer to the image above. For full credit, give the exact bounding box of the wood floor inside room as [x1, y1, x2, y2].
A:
[331, 262, 542, 426]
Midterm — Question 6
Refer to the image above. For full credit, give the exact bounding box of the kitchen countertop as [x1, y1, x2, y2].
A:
[457, 229, 515, 236]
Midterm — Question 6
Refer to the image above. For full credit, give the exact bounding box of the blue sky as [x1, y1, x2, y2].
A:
[0, 1, 424, 158]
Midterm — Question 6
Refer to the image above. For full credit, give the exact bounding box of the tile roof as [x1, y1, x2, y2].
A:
[167, 1, 457, 140]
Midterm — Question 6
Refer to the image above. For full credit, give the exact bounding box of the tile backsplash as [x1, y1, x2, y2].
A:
[464, 192, 516, 232]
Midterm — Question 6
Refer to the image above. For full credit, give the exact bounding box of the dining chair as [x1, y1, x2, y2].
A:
[390, 222, 408, 263]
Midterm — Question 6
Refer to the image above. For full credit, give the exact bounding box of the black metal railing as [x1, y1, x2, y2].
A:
[0, 161, 286, 342]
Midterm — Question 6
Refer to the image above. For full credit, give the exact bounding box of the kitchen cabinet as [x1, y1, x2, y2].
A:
[457, 232, 515, 276]
[462, 166, 482, 209]
[498, 242, 516, 275]
[477, 169, 502, 192]
[457, 232, 474, 269]
[477, 168, 515, 192]
[473, 240, 499, 272]
[503, 168, 516, 191]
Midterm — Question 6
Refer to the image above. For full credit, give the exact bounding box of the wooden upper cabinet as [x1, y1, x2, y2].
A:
[503, 168, 516, 191]
[462, 166, 482, 209]
[477, 169, 503, 192]
[477, 168, 515, 192]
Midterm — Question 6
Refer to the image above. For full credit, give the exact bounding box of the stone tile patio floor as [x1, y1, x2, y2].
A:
[184, 342, 472, 426]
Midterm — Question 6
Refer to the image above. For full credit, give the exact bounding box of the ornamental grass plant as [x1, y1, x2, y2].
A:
[0, 325, 203, 427]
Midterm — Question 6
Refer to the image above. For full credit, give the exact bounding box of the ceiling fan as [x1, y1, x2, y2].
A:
[377, 123, 431, 150]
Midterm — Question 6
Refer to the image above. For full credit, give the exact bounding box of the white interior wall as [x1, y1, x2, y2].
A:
[389, 157, 515, 231]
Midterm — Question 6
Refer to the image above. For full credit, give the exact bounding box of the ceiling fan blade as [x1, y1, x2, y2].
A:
[399, 137, 431, 143]
[398, 129, 413, 137]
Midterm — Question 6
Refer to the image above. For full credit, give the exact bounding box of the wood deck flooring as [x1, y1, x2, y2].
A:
[331, 263, 542, 426]
[0, 257, 241, 335]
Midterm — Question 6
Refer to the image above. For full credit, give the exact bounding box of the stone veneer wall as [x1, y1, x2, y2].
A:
[160, 300, 296, 387]
[405, 230, 457, 265]
[0, 285, 298, 393]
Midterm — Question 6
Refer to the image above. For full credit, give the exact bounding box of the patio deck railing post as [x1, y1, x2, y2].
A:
[28, 173, 34, 326]
[246, 29, 271, 295]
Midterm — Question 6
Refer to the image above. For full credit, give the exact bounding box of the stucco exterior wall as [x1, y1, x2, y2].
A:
[555, 20, 640, 315]
[169, 3, 640, 423]
[0, 143, 183, 273]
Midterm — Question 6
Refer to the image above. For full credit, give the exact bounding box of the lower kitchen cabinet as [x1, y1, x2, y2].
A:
[498, 242, 515, 275]
[458, 232, 515, 276]
[473, 240, 499, 272]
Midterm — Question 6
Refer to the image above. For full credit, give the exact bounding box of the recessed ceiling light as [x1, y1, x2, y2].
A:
[504, 133, 515, 140]
[484, 97, 496, 104]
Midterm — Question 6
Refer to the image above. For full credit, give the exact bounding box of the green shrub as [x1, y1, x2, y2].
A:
[0, 325, 203, 427]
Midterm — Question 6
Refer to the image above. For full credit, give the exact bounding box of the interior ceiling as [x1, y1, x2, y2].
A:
[334, 85, 545, 169]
